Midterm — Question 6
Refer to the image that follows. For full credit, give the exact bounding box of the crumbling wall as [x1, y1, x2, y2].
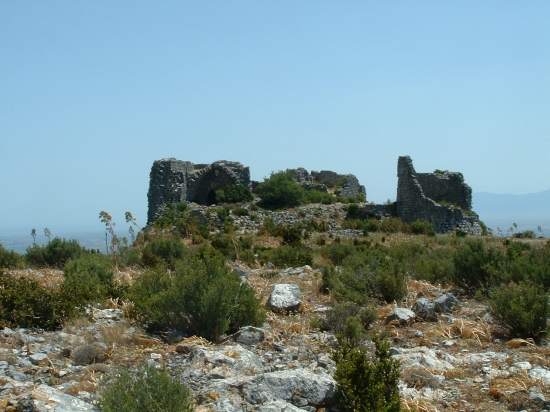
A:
[147, 158, 194, 224]
[396, 156, 481, 235]
[286, 168, 367, 199]
[147, 156, 480, 235]
[147, 159, 250, 224]
[416, 172, 472, 210]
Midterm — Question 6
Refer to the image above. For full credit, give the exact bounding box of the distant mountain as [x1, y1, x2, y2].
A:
[473, 189, 550, 234]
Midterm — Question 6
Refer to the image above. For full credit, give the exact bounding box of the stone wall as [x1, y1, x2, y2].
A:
[416, 172, 472, 210]
[147, 159, 250, 224]
[286, 168, 367, 199]
[396, 156, 481, 235]
[147, 156, 481, 235]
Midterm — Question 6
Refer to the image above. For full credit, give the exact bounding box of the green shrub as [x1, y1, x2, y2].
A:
[326, 302, 378, 337]
[302, 189, 334, 205]
[155, 202, 188, 228]
[412, 248, 454, 285]
[323, 242, 355, 265]
[141, 237, 187, 269]
[410, 220, 435, 236]
[0, 270, 80, 330]
[488, 281, 549, 343]
[333, 334, 401, 412]
[214, 206, 231, 222]
[514, 230, 536, 239]
[231, 206, 249, 216]
[257, 171, 304, 209]
[42, 237, 87, 268]
[451, 239, 505, 294]
[210, 233, 236, 259]
[0, 243, 21, 269]
[215, 184, 253, 204]
[478, 220, 489, 236]
[374, 264, 408, 303]
[326, 248, 408, 304]
[347, 203, 360, 217]
[62, 254, 118, 302]
[25, 244, 46, 267]
[130, 249, 265, 341]
[257, 245, 313, 268]
[281, 224, 303, 246]
[98, 363, 194, 412]
[380, 217, 403, 233]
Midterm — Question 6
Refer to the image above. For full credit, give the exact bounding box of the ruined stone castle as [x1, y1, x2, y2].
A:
[147, 156, 482, 235]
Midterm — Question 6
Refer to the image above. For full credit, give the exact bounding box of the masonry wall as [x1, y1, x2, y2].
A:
[416, 172, 472, 210]
[147, 159, 251, 224]
[396, 156, 481, 235]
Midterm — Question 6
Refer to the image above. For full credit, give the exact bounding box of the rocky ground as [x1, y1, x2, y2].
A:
[2, 202, 550, 411]
[2, 264, 550, 412]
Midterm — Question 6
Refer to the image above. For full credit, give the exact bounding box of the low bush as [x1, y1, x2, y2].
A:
[72, 342, 108, 365]
[322, 241, 355, 265]
[326, 302, 378, 336]
[98, 363, 194, 412]
[347, 203, 360, 217]
[154, 202, 188, 228]
[25, 244, 46, 267]
[325, 248, 408, 304]
[302, 189, 334, 205]
[488, 281, 549, 343]
[0, 243, 21, 269]
[257, 171, 304, 209]
[130, 248, 265, 341]
[257, 245, 313, 268]
[62, 254, 118, 303]
[451, 239, 505, 294]
[514, 230, 536, 239]
[215, 184, 253, 204]
[411, 220, 435, 236]
[380, 217, 404, 234]
[231, 206, 249, 216]
[0, 270, 80, 330]
[413, 248, 454, 285]
[141, 237, 187, 269]
[42, 237, 87, 268]
[210, 233, 236, 259]
[333, 334, 401, 411]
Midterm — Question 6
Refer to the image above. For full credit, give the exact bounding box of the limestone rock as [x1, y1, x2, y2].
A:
[266, 284, 302, 313]
[242, 368, 335, 407]
[392, 347, 455, 371]
[258, 399, 305, 411]
[434, 293, 460, 313]
[29, 353, 50, 366]
[231, 326, 268, 346]
[385, 308, 416, 325]
[16, 384, 99, 411]
[412, 298, 438, 322]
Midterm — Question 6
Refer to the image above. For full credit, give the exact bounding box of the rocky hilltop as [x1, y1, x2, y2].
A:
[1, 156, 548, 411]
[1, 198, 550, 411]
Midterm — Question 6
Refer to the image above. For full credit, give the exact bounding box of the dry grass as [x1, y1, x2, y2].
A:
[401, 397, 439, 412]
[63, 316, 92, 334]
[487, 376, 533, 400]
[98, 324, 132, 347]
[0, 349, 18, 365]
[505, 338, 536, 349]
[8, 268, 65, 290]
[429, 319, 491, 345]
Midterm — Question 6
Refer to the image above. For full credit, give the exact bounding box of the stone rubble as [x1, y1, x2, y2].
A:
[3, 266, 550, 411]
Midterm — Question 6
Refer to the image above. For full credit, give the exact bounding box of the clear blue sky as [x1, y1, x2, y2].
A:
[1, 1, 549, 233]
